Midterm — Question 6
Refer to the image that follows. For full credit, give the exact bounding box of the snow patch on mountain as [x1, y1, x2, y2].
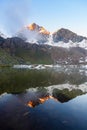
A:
[45, 39, 87, 49]
[0, 32, 7, 39]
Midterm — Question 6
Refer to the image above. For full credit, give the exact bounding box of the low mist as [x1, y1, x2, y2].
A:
[0, 0, 31, 36]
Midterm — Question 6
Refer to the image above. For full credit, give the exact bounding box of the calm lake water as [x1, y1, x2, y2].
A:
[0, 66, 87, 130]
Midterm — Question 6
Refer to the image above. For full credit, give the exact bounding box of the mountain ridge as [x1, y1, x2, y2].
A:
[16, 23, 87, 47]
[0, 24, 87, 65]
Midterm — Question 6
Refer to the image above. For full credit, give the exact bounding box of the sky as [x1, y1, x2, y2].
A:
[0, 0, 87, 37]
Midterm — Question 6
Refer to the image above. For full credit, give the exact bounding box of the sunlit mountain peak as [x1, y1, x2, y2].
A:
[27, 23, 37, 30]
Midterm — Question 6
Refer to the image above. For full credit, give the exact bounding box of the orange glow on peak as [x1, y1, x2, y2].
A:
[26, 23, 50, 34]
[39, 27, 50, 35]
[27, 23, 36, 30]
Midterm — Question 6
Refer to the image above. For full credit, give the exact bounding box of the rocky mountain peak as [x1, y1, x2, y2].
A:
[16, 23, 50, 43]
[53, 28, 87, 43]
[27, 23, 50, 35]
[27, 23, 39, 31]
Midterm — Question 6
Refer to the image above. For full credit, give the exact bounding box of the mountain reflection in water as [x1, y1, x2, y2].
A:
[27, 95, 57, 108]
[0, 68, 87, 130]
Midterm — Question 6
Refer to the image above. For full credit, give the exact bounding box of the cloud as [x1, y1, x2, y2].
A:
[0, 0, 31, 36]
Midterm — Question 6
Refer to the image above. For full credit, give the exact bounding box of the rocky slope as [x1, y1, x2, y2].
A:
[0, 34, 87, 65]
[0, 36, 52, 64]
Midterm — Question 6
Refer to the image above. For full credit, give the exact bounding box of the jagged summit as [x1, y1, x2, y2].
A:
[27, 23, 37, 30]
[26, 23, 50, 35]
[16, 23, 50, 43]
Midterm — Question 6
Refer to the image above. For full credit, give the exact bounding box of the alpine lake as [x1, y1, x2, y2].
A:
[0, 64, 87, 130]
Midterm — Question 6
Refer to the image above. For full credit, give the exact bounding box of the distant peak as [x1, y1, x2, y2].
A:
[58, 28, 76, 34]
